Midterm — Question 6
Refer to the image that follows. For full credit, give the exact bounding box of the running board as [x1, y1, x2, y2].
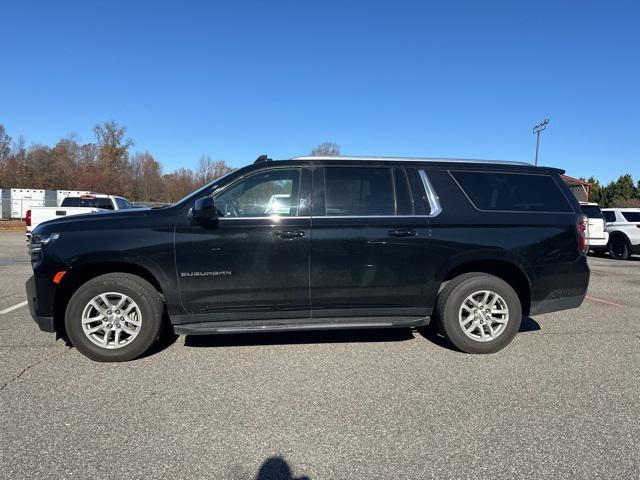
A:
[173, 316, 429, 335]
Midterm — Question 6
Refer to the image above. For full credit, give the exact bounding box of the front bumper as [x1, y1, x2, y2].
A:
[26, 275, 56, 332]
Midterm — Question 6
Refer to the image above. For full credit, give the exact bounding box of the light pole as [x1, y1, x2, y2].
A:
[533, 118, 549, 166]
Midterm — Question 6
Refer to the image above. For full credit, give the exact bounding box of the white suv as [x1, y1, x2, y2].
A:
[601, 208, 640, 260]
[580, 202, 609, 253]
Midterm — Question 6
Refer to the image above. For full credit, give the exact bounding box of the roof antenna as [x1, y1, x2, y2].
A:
[254, 154, 271, 164]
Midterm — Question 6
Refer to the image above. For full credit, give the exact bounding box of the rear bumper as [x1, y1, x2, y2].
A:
[529, 255, 589, 316]
[25, 275, 56, 332]
[529, 294, 585, 316]
[587, 232, 609, 248]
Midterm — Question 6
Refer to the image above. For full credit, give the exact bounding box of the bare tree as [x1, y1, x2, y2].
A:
[131, 152, 163, 201]
[197, 155, 235, 185]
[311, 142, 341, 157]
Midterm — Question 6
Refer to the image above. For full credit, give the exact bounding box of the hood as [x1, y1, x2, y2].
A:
[32, 207, 169, 235]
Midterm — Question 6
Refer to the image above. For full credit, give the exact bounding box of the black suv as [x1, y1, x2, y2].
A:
[26, 156, 590, 361]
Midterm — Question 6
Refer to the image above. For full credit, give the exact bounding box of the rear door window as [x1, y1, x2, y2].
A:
[581, 205, 603, 219]
[323, 167, 394, 216]
[621, 211, 640, 222]
[451, 171, 572, 213]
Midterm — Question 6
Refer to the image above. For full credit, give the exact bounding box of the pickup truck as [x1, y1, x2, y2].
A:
[26, 194, 136, 239]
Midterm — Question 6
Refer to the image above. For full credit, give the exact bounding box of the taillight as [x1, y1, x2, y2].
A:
[577, 214, 588, 254]
[26, 209, 31, 227]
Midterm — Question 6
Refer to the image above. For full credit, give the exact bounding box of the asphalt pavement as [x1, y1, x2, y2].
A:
[1, 232, 639, 479]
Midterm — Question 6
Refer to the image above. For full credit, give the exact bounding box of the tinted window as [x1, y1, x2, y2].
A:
[61, 197, 114, 210]
[407, 169, 430, 215]
[621, 211, 640, 222]
[394, 168, 414, 215]
[214, 168, 300, 217]
[603, 211, 616, 222]
[451, 171, 571, 212]
[115, 198, 133, 209]
[324, 167, 394, 216]
[581, 205, 603, 219]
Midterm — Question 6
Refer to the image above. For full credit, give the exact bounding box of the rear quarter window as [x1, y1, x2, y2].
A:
[602, 211, 616, 222]
[621, 211, 640, 222]
[450, 171, 572, 213]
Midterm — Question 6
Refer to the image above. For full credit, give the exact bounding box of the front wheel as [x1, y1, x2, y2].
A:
[65, 273, 164, 362]
[436, 273, 522, 354]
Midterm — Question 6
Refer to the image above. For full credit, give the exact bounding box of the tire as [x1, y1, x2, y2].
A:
[608, 235, 630, 260]
[436, 273, 522, 354]
[65, 273, 164, 362]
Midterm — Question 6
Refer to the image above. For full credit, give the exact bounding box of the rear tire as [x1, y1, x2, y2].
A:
[65, 273, 164, 362]
[608, 235, 630, 260]
[436, 273, 522, 354]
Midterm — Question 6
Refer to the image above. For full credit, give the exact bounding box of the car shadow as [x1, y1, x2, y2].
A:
[255, 456, 310, 480]
[416, 316, 541, 351]
[184, 327, 415, 349]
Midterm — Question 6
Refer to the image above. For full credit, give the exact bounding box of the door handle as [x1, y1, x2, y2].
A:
[275, 230, 306, 239]
[387, 229, 416, 237]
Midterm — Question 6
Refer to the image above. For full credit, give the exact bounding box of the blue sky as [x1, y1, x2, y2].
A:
[1, 0, 638, 182]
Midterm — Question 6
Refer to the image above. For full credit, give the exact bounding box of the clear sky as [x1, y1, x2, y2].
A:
[1, 0, 638, 182]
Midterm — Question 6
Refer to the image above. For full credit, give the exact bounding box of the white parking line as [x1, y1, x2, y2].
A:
[0, 301, 28, 315]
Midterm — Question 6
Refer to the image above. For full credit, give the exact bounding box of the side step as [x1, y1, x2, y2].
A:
[173, 316, 429, 335]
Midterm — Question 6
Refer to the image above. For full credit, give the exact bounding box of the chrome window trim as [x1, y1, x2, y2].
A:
[218, 216, 311, 220]
[418, 170, 443, 218]
[218, 215, 429, 220]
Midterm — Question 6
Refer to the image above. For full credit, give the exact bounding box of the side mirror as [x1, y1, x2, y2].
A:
[192, 197, 218, 222]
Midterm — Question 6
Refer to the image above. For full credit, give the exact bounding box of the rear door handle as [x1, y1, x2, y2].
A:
[387, 229, 416, 237]
[275, 230, 306, 239]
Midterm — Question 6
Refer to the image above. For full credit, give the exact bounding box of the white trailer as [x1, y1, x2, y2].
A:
[11, 189, 46, 219]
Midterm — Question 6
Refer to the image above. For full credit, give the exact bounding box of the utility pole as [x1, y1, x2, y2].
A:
[533, 118, 549, 166]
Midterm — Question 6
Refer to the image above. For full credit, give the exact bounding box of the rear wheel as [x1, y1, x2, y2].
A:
[436, 273, 522, 354]
[65, 273, 164, 362]
[608, 235, 630, 260]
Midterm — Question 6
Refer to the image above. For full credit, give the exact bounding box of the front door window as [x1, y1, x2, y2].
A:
[213, 169, 301, 218]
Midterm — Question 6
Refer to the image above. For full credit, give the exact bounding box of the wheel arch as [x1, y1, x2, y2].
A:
[53, 261, 165, 335]
[441, 260, 532, 316]
[608, 230, 631, 245]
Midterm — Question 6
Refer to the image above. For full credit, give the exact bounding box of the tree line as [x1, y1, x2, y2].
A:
[2, 122, 637, 206]
[0, 121, 235, 203]
[586, 175, 640, 208]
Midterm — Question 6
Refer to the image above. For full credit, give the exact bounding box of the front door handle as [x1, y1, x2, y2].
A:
[275, 230, 306, 239]
[387, 229, 416, 237]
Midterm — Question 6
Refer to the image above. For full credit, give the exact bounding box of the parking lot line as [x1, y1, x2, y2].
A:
[585, 295, 626, 307]
[0, 301, 28, 315]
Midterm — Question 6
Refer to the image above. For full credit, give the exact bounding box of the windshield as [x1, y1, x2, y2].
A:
[173, 169, 239, 206]
[580, 205, 603, 219]
[61, 197, 114, 209]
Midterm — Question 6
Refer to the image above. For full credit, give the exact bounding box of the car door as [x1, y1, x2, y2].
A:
[175, 166, 312, 321]
[309, 164, 432, 319]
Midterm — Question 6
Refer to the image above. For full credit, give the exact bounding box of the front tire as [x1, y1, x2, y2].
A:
[436, 273, 522, 354]
[65, 273, 164, 362]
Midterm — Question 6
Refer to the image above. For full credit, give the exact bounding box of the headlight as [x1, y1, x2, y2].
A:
[29, 232, 60, 252]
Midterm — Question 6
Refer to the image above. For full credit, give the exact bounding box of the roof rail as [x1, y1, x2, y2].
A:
[291, 155, 531, 166]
